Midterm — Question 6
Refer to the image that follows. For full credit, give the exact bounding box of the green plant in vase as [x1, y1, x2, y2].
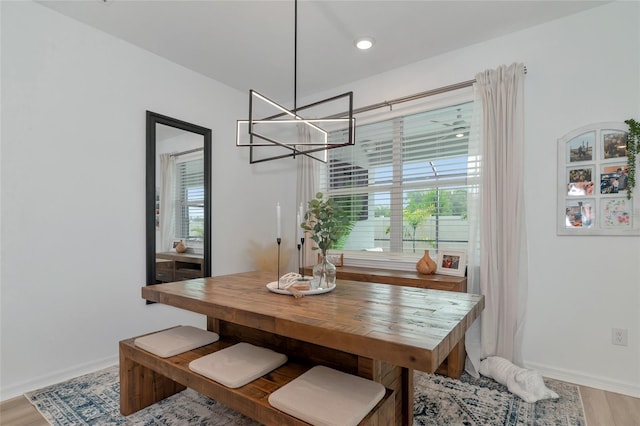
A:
[301, 192, 350, 289]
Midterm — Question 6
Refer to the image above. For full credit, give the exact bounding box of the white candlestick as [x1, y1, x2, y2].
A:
[299, 203, 305, 240]
[276, 202, 282, 239]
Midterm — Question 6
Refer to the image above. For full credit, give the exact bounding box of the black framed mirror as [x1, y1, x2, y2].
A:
[146, 111, 211, 286]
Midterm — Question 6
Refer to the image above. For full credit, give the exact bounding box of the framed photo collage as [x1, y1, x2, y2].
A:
[557, 122, 639, 236]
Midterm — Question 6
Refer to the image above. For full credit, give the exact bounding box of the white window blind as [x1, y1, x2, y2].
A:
[323, 100, 474, 258]
[174, 155, 204, 246]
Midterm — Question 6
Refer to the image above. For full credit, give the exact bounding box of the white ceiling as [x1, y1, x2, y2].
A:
[39, 0, 608, 102]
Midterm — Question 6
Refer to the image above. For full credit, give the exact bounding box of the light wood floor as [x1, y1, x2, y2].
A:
[1, 383, 639, 426]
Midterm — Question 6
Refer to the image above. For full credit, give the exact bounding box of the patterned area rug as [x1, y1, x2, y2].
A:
[413, 371, 586, 425]
[26, 365, 586, 425]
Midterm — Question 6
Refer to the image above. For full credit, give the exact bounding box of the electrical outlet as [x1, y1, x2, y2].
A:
[612, 328, 628, 346]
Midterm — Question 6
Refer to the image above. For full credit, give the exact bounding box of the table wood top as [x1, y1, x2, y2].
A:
[142, 270, 484, 373]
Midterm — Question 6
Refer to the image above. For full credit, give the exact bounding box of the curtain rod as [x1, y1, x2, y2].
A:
[348, 66, 527, 116]
[352, 79, 475, 116]
[170, 147, 203, 157]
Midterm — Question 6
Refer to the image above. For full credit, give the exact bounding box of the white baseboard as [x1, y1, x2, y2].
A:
[0, 354, 118, 401]
[525, 360, 640, 398]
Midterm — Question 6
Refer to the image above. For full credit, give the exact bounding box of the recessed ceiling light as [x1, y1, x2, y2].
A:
[355, 37, 375, 50]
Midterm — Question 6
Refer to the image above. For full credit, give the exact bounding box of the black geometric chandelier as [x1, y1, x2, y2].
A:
[236, 0, 355, 164]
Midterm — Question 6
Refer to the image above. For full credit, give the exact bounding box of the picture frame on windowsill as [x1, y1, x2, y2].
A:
[436, 250, 466, 277]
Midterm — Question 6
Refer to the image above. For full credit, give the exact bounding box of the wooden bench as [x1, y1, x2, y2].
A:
[119, 335, 395, 425]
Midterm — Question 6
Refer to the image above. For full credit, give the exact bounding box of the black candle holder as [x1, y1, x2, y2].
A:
[276, 237, 282, 289]
[300, 237, 305, 277]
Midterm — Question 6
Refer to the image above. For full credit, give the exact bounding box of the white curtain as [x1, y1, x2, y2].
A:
[159, 153, 176, 253]
[465, 63, 528, 376]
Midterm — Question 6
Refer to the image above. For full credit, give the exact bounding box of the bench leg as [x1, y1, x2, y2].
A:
[119, 347, 186, 415]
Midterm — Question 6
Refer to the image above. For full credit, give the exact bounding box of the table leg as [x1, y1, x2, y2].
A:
[435, 340, 466, 379]
[401, 367, 413, 426]
[358, 358, 412, 426]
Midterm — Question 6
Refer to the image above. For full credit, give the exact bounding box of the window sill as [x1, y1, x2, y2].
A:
[329, 250, 422, 272]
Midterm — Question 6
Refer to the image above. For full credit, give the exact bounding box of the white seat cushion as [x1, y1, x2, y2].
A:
[268, 365, 385, 426]
[188, 342, 288, 389]
[134, 326, 219, 358]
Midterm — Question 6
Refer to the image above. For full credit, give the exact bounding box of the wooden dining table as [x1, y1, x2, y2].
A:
[141, 270, 484, 426]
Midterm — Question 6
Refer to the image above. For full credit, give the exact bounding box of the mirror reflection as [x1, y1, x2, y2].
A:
[146, 111, 211, 286]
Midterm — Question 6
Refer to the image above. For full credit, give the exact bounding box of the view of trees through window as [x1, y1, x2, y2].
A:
[324, 101, 474, 255]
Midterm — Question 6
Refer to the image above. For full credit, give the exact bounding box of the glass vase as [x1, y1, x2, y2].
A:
[311, 253, 336, 290]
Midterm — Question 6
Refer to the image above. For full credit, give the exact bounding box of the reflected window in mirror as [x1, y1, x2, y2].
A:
[174, 153, 205, 250]
[156, 124, 204, 255]
[147, 112, 211, 287]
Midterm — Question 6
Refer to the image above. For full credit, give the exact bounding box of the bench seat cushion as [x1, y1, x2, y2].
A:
[134, 326, 219, 358]
[268, 365, 385, 426]
[188, 342, 288, 388]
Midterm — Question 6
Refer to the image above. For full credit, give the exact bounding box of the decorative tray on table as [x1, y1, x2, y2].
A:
[266, 281, 335, 296]
[265, 272, 335, 296]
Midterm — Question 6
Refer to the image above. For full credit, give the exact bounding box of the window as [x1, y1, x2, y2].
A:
[323, 100, 475, 258]
[174, 156, 204, 248]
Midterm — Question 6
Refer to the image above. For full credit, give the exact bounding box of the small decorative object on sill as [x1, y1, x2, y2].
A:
[301, 192, 351, 290]
[416, 249, 437, 275]
[624, 118, 639, 199]
[175, 240, 187, 253]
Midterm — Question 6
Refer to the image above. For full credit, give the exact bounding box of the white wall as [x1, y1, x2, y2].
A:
[0, 1, 297, 399]
[316, 1, 639, 396]
[1, 0, 638, 400]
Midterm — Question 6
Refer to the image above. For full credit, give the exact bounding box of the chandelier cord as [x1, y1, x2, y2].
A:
[293, 0, 298, 115]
